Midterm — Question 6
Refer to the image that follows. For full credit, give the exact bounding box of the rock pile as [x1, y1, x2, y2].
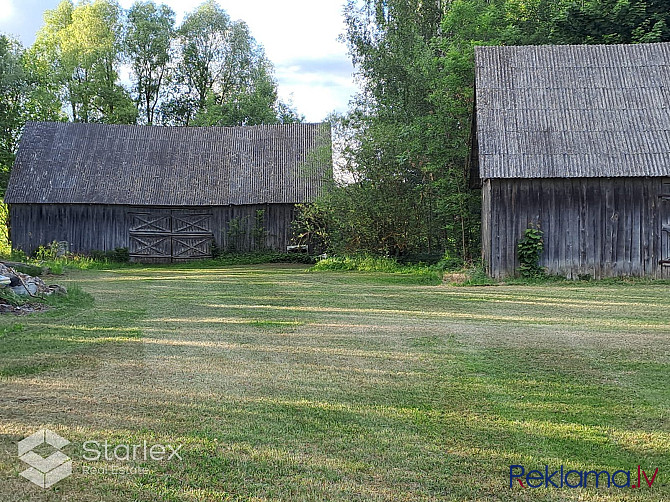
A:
[0, 263, 67, 296]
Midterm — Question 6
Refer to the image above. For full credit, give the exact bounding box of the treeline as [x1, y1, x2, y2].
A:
[299, 0, 670, 263]
[0, 0, 301, 189]
[3, 0, 670, 263]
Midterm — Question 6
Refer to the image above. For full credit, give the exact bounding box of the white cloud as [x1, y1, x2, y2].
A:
[118, 0, 357, 121]
[0, 0, 16, 23]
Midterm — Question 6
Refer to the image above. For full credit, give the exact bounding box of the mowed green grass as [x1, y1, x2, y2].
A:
[0, 264, 668, 501]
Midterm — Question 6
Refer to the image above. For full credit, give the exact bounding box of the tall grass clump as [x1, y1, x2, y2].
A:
[311, 255, 443, 284]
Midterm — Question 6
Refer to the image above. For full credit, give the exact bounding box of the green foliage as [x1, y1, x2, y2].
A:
[252, 209, 267, 250]
[311, 255, 443, 284]
[517, 226, 545, 278]
[33, 241, 68, 273]
[161, 0, 299, 127]
[292, 202, 334, 255]
[125, 1, 175, 125]
[0, 203, 10, 255]
[225, 217, 245, 252]
[330, 0, 482, 260]
[32, 0, 137, 124]
[7, 248, 27, 263]
[210, 239, 222, 259]
[0, 35, 25, 191]
[435, 252, 464, 272]
[10, 263, 45, 277]
[553, 0, 670, 44]
[212, 251, 315, 266]
[33, 241, 62, 261]
[17, 241, 131, 272]
[325, 0, 667, 264]
[0, 36, 63, 195]
[0, 288, 28, 306]
[89, 247, 130, 263]
[458, 263, 495, 286]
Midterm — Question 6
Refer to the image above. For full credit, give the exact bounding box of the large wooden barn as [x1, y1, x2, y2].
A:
[472, 42, 670, 279]
[5, 122, 331, 261]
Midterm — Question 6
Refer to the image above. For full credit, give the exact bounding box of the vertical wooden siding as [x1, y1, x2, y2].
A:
[482, 177, 666, 279]
[9, 204, 297, 256]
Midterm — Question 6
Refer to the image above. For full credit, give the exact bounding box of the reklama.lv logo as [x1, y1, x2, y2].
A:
[510, 465, 659, 489]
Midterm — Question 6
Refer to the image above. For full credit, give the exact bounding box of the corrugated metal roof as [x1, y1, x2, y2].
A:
[475, 43, 670, 178]
[5, 121, 331, 205]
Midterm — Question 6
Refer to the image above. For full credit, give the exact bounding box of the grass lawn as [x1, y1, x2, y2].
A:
[0, 264, 668, 501]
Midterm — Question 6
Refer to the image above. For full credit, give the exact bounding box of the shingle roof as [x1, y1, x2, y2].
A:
[5, 121, 331, 205]
[475, 43, 670, 178]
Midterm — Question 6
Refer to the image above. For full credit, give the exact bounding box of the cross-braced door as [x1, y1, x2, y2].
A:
[129, 210, 213, 262]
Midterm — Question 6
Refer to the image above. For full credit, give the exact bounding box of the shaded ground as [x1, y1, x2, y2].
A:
[0, 264, 668, 501]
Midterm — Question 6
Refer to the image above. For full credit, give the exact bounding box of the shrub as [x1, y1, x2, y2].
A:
[9, 249, 27, 262]
[517, 226, 545, 278]
[252, 210, 267, 250]
[212, 252, 316, 266]
[10, 263, 44, 276]
[33, 241, 62, 261]
[89, 247, 129, 263]
[311, 255, 443, 284]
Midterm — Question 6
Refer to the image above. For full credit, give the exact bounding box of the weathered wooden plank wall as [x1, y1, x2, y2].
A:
[482, 177, 666, 279]
[9, 204, 132, 254]
[211, 204, 296, 252]
[9, 203, 297, 256]
[662, 179, 670, 279]
[480, 180, 491, 267]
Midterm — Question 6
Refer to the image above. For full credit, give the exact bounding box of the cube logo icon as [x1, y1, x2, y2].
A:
[18, 429, 72, 488]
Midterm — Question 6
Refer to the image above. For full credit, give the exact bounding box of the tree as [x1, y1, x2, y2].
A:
[160, 0, 231, 125]
[163, 0, 299, 126]
[330, 0, 482, 259]
[125, 1, 175, 125]
[193, 61, 303, 126]
[552, 0, 670, 44]
[0, 36, 25, 191]
[32, 0, 137, 123]
[0, 35, 63, 194]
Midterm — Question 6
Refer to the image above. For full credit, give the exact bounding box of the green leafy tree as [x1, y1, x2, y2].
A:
[0, 36, 25, 191]
[331, 0, 481, 259]
[161, 0, 232, 125]
[32, 0, 137, 123]
[125, 1, 175, 125]
[163, 0, 300, 126]
[0, 35, 63, 194]
[552, 0, 670, 44]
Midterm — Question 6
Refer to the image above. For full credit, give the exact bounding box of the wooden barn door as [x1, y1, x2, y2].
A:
[129, 210, 213, 262]
[170, 212, 213, 261]
[662, 179, 670, 277]
[129, 212, 172, 262]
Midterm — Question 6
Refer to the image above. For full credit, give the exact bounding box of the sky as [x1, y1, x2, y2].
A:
[0, 0, 359, 122]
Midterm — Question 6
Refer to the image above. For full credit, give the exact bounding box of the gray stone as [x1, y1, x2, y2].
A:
[11, 283, 39, 296]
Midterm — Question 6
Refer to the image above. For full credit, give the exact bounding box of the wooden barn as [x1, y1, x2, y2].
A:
[472, 43, 670, 279]
[5, 121, 331, 261]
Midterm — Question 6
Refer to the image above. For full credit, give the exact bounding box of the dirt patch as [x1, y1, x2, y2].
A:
[442, 272, 467, 284]
[0, 301, 49, 315]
